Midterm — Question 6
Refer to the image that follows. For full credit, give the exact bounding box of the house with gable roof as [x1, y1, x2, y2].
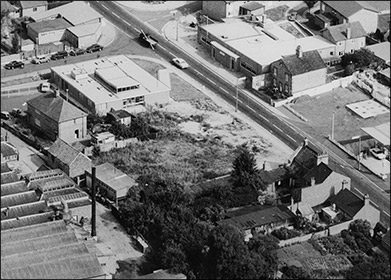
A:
[46, 138, 91, 185]
[1, 141, 19, 163]
[269, 46, 327, 96]
[26, 91, 88, 144]
[319, 1, 388, 33]
[321, 21, 367, 59]
[19, 1, 47, 18]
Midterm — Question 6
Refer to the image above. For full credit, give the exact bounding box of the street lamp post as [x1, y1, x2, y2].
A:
[352, 135, 362, 171]
[235, 77, 246, 112]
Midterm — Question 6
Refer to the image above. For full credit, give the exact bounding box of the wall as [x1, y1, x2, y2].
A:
[144, 89, 171, 107]
[292, 68, 327, 93]
[349, 10, 377, 33]
[301, 172, 351, 208]
[27, 104, 59, 141]
[37, 29, 67, 45]
[355, 202, 381, 227]
[328, 220, 351, 236]
[21, 5, 47, 18]
[69, 154, 91, 179]
[58, 116, 87, 144]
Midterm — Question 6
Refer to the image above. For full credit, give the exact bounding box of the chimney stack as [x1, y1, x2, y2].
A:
[91, 167, 97, 237]
[346, 27, 351, 39]
[296, 45, 303, 58]
[310, 177, 316, 186]
[303, 137, 308, 147]
[342, 179, 348, 190]
[364, 194, 369, 206]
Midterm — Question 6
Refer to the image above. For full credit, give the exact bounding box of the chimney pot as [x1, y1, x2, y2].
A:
[303, 137, 308, 147]
[296, 45, 303, 58]
[310, 177, 316, 186]
[346, 26, 351, 39]
[364, 194, 369, 205]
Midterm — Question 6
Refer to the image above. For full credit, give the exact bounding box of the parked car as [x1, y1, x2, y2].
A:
[32, 55, 50, 64]
[86, 44, 103, 53]
[40, 82, 51, 92]
[69, 48, 86, 56]
[370, 147, 386, 160]
[4, 60, 24, 69]
[1, 111, 10, 120]
[51, 51, 68, 60]
[172, 57, 189, 69]
[10, 108, 22, 117]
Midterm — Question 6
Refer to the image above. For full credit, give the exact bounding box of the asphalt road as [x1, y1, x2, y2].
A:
[90, 1, 389, 226]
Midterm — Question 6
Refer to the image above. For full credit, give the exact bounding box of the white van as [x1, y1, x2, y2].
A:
[40, 82, 51, 92]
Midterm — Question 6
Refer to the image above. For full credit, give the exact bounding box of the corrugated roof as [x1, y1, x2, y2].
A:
[20, 1, 47, 9]
[218, 205, 295, 230]
[323, 22, 367, 43]
[1, 191, 38, 208]
[27, 92, 87, 123]
[1, 201, 48, 221]
[1, 220, 66, 243]
[27, 18, 72, 34]
[28, 176, 75, 192]
[26, 168, 64, 181]
[281, 50, 326, 76]
[329, 189, 364, 218]
[1, 162, 12, 173]
[1, 212, 54, 231]
[1, 181, 28, 196]
[1, 171, 20, 184]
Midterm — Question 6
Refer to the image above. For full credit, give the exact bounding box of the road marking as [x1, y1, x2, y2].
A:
[168, 51, 175, 57]
[193, 69, 202, 76]
[101, 4, 108, 9]
[384, 211, 390, 217]
[355, 188, 364, 197]
[259, 114, 269, 122]
[248, 106, 256, 113]
[273, 124, 283, 133]
[286, 134, 296, 143]
[220, 87, 229, 93]
[112, 12, 120, 18]
[340, 164, 345, 168]
[146, 18, 157, 23]
[205, 77, 215, 84]
[121, 19, 131, 26]
[159, 45, 167, 51]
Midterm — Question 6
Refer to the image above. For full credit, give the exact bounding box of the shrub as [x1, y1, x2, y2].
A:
[271, 227, 301, 240]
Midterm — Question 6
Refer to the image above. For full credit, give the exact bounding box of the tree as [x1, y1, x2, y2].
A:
[341, 48, 384, 70]
[344, 63, 355, 76]
[282, 265, 312, 279]
[349, 219, 372, 238]
[346, 252, 390, 279]
[231, 144, 258, 178]
[11, 33, 19, 54]
[304, 1, 318, 13]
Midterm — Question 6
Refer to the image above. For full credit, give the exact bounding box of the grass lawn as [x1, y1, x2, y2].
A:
[289, 86, 390, 142]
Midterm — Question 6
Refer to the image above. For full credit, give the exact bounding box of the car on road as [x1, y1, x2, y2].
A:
[32, 55, 50, 64]
[1, 111, 10, 120]
[370, 147, 386, 160]
[40, 82, 51, 92]
[86, 44, 103, 53]
[4, 60, 24, 69]
[69, 48, 86, 56]
[172, 57, 189, 69]
[51, 51, 68, 60]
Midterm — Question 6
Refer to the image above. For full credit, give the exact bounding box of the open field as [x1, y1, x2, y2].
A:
[287, 86, 390, 142]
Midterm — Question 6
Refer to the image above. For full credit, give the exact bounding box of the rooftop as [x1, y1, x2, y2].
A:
[1, 191, 38, 208]
[66, 22, 101, 38]
[329, 188, 364, 218]
[322, 1, 377, 18]
[20, 1, 47, 9]
[240, 1, 265, 11]
[27, 18, 72, 34]
[47, 138, 89, 166]
[322, 21, 367, 43]
[30, 1, 102, 26]
[1, 211, 54, 230]
[366, 42, 391, 63]
[1, 181, 28, 196]
[50, 55, 170, 106]
[279, 49, 326, 76]
[1, 171, 20, 185]
[302, 162, 333, 185]
[1, 141, 18, 158]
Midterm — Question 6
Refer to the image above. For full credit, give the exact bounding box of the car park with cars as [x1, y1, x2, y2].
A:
[4, 60, 24, 69]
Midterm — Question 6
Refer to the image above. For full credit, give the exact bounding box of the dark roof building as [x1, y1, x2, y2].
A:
[301, 162, 333, 186]
[1, 212, 54, 230]
[322, 21, 367, 43]
[280, 49, 326, 76]
[19, 1, 48, 9]
[322, 1, 377, 18]
[1, 181, 29, 197]
[1, 141, 19, 162]
[1, 171, 21, 184]
[1, 201, 49, 221]
[328, 188, 364, 218]
[27, 18, 72, 33]
[1, 191, 39, 208]
[1, 162, 12, 173]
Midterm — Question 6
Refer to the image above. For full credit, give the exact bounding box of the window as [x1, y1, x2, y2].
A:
[75, 129, 79, 139]
[35, 118, 41, 127]
[273, 78, 277, 87]
[350, 49, 354, 53]
[284, 73, 289, 82]
[339, 51, 344, 56]
[284, 84, 289, 93]
[279, 82, 283, 92]
[33, 7, 37, 11]
[240, 62, 256, 75]
[273, 67, 278, 76]
[330, 51, 334, 55]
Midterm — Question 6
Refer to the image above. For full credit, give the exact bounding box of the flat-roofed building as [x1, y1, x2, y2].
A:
[27, 18, 72, 45]
[64, 22, 102, 49]
[85, 163, 137, 207]
[50, 55, 171, 115]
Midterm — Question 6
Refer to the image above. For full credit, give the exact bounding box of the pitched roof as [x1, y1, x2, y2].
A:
[302, 162, 333, 185]
[259, 167, 289, 185]
[291, 144, 323, 175]
[1, 201, 48, 221]
[366, 42, 391, 63]
[329, 188, 364, 218]
[1, 191, 38, 208]
[27, 18, 72, 34]
[281, 50, 326, 76]
[108, 109, 134, 120]
[323, 1, 376, 18]
[28, 176, 75, 192]
[47, 138, 83, 165]
[240, 1, 265, 11]
[1, 1, 18, 13]
[1, 142, 18, 158]
[1, 181, 28, 196]
[218, 205, 295, 230]
[1, 162, 12, 173]
[25, 168, 64, 181]
[1, 171, 20, 184]
[362, 1, 390, 12]
[20, 1, 47, 9]
[136, 269, 187, 279]
[27, 92, 87, 123]
[323, 22, 367, 43]
[1, 211, 54, 230]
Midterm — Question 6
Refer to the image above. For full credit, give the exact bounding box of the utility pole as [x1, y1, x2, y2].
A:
[331, 112, 335, 140]
[235, 77, 246, 112]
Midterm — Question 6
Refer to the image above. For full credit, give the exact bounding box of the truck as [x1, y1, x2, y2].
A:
[139, 30, 158, 50]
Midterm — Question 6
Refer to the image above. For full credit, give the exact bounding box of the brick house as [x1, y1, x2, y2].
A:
[321, 22, 367, 62]
[269, 46, 327, 96]
[1, 141, 19, 163]
[218, 204, 296, 241]
[19, 1, 47, 18]
[26, 92, 88, 144]
[46, 138, 91, 185]
[325, 188, 380, 226]
[319, 1, 381, 33]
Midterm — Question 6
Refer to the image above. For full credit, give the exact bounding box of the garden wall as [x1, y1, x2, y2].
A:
[328, 220, 351, 236]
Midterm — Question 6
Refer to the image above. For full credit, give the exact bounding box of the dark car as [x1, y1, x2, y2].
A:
[69, 48, 86, 56]
[4, 60, 24, 69]
[86, 44, 103, 53]
[51, 51, 68, 60]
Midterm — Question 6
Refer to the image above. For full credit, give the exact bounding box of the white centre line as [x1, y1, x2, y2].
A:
[273, 124, 283, 133]
[259, 114, 269, 122]
[248, 106, 256, 113]
[286, 134, 296, 143]
[121, 19, 131, 26]
[220, 87, 229, 93]
[134, 27, 140, 33]
[193, 69, 202, 76]
[101, 4, 108, 9]
[168, 51, 175, 57]
[160, 45, 167, 51]
[146, 18, 157, 23]
[205, 77, 215, 84]
[112, 12, 120, 18]
[355, 188, 364, 197]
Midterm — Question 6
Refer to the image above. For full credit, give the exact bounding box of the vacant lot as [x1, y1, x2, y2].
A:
[287, 86, 390, 142]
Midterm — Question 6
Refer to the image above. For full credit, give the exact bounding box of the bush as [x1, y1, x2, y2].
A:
[271, 227, 301, 240]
